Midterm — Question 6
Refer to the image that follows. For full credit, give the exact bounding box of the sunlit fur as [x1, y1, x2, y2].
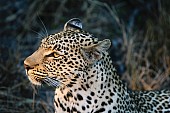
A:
[24, 18, 170, 113]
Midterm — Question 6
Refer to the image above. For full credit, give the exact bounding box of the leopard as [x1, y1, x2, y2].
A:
[24, 18, 170, 113]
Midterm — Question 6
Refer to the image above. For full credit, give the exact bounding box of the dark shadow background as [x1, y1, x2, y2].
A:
[0, 0, 170, 112]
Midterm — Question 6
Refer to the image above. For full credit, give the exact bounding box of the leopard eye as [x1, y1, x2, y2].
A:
[53, 52, 60, 58]
[47, 52, 60, 58]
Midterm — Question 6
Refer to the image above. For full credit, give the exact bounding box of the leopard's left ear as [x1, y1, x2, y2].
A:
[64, 18, 82, 31]
[80, 39, 111, 64]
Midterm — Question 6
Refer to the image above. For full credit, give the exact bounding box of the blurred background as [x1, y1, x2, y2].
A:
[1, 0, 170, 112]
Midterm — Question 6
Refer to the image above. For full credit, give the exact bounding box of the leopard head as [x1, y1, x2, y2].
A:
[24, 18, 111, 87]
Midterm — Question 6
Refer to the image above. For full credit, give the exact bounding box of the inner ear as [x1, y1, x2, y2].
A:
[80, 47, 101, 64]
[80, 39, 111, 64]
[64, 18, 82, 31]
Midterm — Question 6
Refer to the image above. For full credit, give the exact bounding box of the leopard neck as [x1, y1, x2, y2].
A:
[86, 52, 129, 96]
[54, 52, 137, 112]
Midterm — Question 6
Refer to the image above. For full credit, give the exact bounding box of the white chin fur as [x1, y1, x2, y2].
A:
[28, 76, 41, 85]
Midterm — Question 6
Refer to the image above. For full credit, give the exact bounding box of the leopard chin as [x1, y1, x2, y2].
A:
[28, 76, 42, 85]
[26, 70, 43, 85]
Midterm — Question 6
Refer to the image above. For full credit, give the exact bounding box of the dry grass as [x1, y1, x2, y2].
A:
[1, 0, 170, 112]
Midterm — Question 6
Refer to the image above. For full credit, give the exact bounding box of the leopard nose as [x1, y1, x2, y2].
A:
[24, 59, 35, 70]
[24, 63, 33, 70]
[24, 50, 41, 70]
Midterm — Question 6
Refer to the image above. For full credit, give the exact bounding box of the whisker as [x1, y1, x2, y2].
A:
[43, 79, 52, 86]
[37, 14, 48, 37]
[43, 77, 60, 87]
[31, 29, 44, 39]
[44, 79, 58, 87]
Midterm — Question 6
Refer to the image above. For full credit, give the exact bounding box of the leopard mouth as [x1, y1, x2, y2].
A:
[26, 69, 60, 87]
[28, 75, 42, 85]
[26, 70, 44, 85]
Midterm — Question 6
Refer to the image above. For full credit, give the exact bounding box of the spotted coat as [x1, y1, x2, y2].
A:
[24, 18, 170, 113]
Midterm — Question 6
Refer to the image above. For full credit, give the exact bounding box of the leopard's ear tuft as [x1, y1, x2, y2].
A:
[64, 18, 82, 31]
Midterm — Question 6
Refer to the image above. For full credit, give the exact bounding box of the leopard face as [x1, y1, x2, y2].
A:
[24, 18, 111, 88]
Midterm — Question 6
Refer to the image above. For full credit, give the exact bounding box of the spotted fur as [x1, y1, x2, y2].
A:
[24, 18, 170, 113]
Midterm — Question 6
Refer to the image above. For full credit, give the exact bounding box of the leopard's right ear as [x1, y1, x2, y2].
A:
[64, 18, 82, 31]
[80, 39, 111, 64]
